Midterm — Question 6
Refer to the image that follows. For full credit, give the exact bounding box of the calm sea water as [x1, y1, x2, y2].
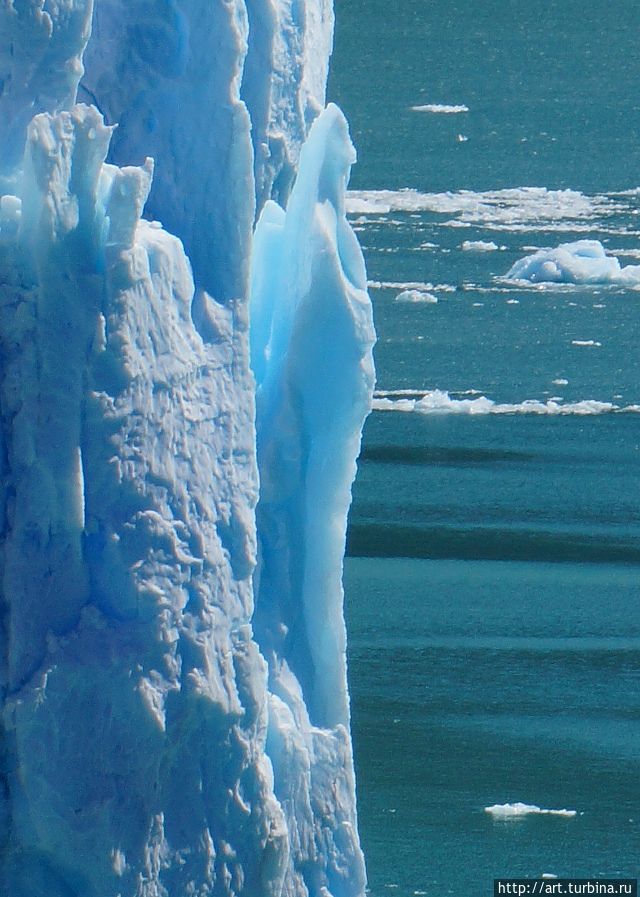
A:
[328, 2, 640, 894]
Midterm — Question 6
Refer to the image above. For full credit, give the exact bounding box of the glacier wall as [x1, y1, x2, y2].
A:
[0, 0, 374, 896]
[79, 0, 334, 298]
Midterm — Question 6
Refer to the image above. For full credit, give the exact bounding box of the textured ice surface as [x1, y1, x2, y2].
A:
[241, 0, 334, 210]
[0, 0, 93, 175]
[506, 239, 640, 285]
[80, 0, 255, 300]
[0, 1, 372, 895]
[80, 0, 333, 295]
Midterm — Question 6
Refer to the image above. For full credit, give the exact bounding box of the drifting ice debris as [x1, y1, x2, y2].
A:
[410, 103, 469, 114]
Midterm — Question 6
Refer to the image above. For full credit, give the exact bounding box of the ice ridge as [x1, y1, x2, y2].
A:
[0, 1, 373, 896]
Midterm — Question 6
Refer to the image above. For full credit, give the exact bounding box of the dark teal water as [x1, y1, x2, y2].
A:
[328, 2, 640, 894]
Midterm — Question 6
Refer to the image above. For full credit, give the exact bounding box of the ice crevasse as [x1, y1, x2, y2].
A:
[0, 1, 375, 895]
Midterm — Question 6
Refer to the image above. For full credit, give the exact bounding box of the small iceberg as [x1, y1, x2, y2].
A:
[462, 239, 499, 252]
[485, 802, 577, 819]
[506, 239, 640, 286]
[395, 289, 438, 304]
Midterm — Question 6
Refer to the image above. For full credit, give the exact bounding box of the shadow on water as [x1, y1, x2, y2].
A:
[346, 522, 640, 565]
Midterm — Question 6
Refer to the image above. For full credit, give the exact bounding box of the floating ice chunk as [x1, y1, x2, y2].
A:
[395, 289, 438, 304]
[606, 247, 640, 258]
[371, 389, 634, 416]
[457, 134, 469, 142]
[462, 239, 499, 251]
[552, 378, 569, 386]
[485, 803, 577, 819]
[506, 239, 640, 285]
[411, 103, 469, 114]
[368, 279, 455, 294]
[372, 397, 417, 412]
[369, 279, 434, 291]
[374, 389, 430, 398]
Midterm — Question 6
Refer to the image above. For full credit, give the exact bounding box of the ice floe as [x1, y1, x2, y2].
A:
[368, 280, 456, 292]
[371, 390, 639, 416]
[346, 187, 615, 232]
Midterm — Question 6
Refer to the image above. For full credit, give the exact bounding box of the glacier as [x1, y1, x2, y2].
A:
[0, 1, 374, 896]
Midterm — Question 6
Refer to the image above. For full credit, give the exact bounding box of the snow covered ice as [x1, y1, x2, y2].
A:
[0, 1, 374, 896]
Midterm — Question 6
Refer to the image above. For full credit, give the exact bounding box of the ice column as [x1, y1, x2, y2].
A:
[250, 103, 375, 897]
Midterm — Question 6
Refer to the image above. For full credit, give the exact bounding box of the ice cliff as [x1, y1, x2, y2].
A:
[0, 2, 374, 896]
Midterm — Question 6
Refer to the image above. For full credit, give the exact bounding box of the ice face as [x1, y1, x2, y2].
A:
[0, 0, 94, 177]
[80, 0, 255, 301]
[79, 0, 334, 298]
[242, 0, 334, 212]
[0, 2, 372, 896]
[1, 101, 271, 897]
